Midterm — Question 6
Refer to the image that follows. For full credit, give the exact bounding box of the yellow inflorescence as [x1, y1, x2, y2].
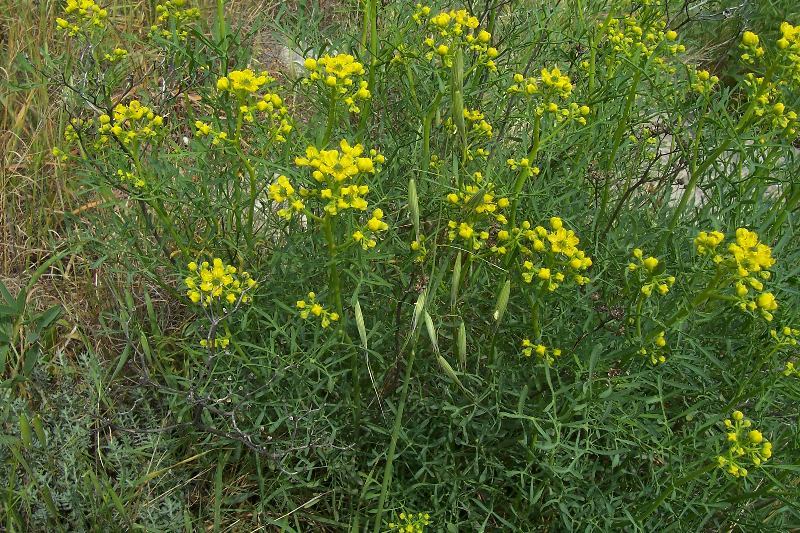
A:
[773, 325, 799, 378]
[304, 54, 370, 113]
[462, 108, 493, 138]
[388, 511, 431, 533]
[98, 101, 165, 147]
[446, 171, 510, 251]
[717, 411, 772, 478]
[742, 73, 799, 137]
[200, 335, 230, 350]
[784, 361, 800, 378]
[517, 217, 592, 289]
[628, 248, 675, 297]
[56, 0, 107, 36]
[507, 68, 590, 125]
[638, 330, 667, 365]
[150, 0, 200, 40]
[522, 339, 562, 365]
[214, 70, 292, 141]
[353, 209, 389, 249]
[771, 325, 800, 348]
[293, 140, 384, 217]
[600, 14, 684, 72]
[777, 22, 800, 86]
[117, 169, 145, 188]
[296, 292, 339, 328]
[268, 175, 306, 220]
[103, 48, 128, 63]
[739, 31, 764, 64]
[185, 259, 257, 307]
[415, 5, 497, 70]
[689, 68, 720, 95]
[218, 69, 272, 94]
[695, 228, 778, 321]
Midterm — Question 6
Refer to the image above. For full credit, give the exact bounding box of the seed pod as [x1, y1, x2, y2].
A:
[408, 178, 420, 240]
[354, 299, 368, 351]
[412, 289, 427, 333]
[493, 279, 511, 323]
[424, 311, 439, 354]
[19, 412, 32, 448]
[451, 253, 462, 309]
[437, 355, 473, 400]
[32, 414, 46, 445]
[457, 320, 467, 369]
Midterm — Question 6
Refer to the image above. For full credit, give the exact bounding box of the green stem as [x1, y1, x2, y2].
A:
[509, 115, 541, 228]
[372, 347, 418, 533]
[767, 183, 800, 239]
[359, 0, 378, 137]
[323, 88, 337, 146]
[216, 0, 226, 45]
[323, 215, 359, 434]
[596, 67, 643, 237]
[322, 216, 343, 317]
[663, 78, 767, 241]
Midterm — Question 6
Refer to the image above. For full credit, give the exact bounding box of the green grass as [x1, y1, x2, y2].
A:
[2, 0, 800, 531]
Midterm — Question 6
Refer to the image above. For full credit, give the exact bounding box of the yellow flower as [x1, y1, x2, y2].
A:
[718, 411, 772, 478]
[184, 258, 256, 308]
[522, 339, 562, 365]
[296, 292, 339, 329]
[742, 31, 759, 47]
[643, 256, 658, 272]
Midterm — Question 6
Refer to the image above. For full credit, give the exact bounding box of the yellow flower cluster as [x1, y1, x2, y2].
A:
[200, 335, 229, 349]
[638, 330, 667, 365]
[304, 54, 370, 113]
[296, 292, 339, 328]
[717, 411, 772, 478]
[689, 68, 719, 95]
[410, 236, 428, 263]
[185, 259, 257, 307]
[218, 69, 272, 94]
[628, 248, 675, 297]
[194, 120, 229, 145]
[506, 157, 541, 176]
[63, 117, 91, 144]
[150, 0, 200, 40]
[98, 101, 165, 147]
[52, 147, 68, 162]
[462, 108, 493, 138]
[518, 217, 592, 289]
[772, 325, 799, 376]
[215, 70, 292, 140]
[446, 172, 510, 251]
[522, 339, 562, 365]
[777, 22, 800, 85]
[600, 15, 684, 71]
[771, 325, 799, 349]
[416, 5, 498, 70]
[117, 169, 145, 188]
[389, 511, 431, 533]
[56, 0, 107, 36]
[742, 73, 798, 137]
[784, 361, 800, 378]
[353, 209, 389, 249]
[695, 228, 778, 320]
[540, 66, 574, 97]
[740, 31, 764, 64]
[292, 140, 384, 216]
[507, 69, 590, 124]
[268, 175, 305, 220]
[103, 48, 128, 63]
